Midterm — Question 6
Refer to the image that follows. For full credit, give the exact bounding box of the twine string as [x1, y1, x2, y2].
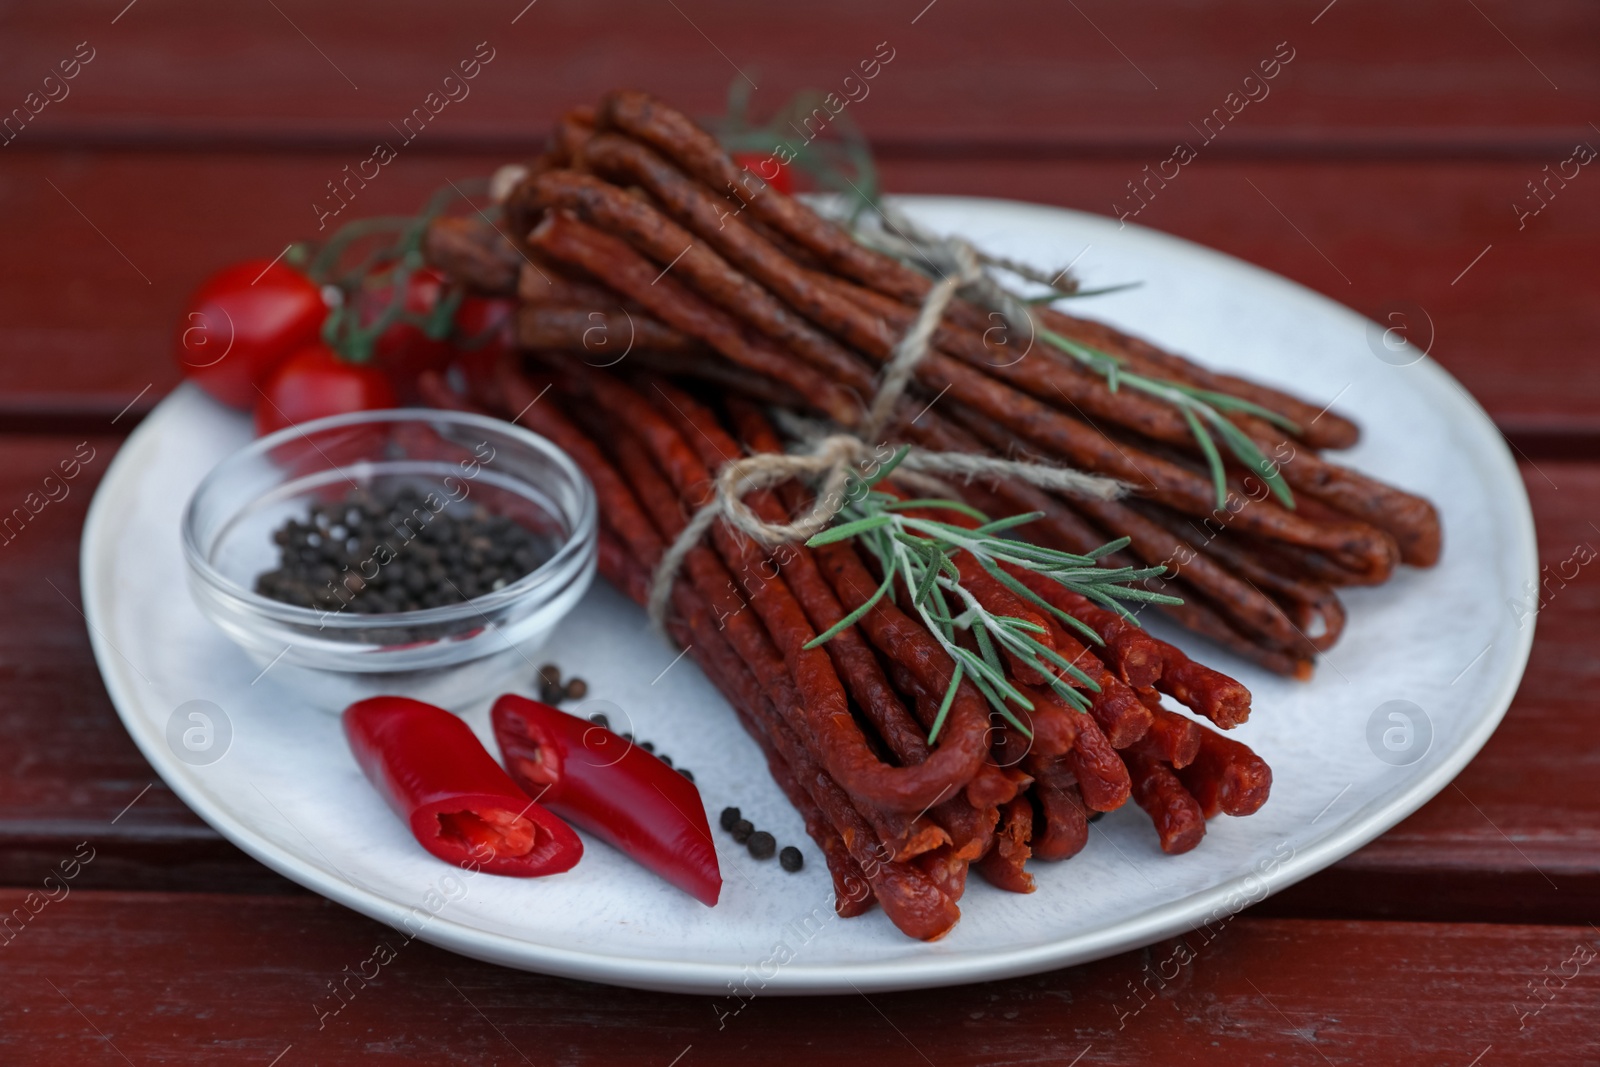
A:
[644, 231, 1124, 631]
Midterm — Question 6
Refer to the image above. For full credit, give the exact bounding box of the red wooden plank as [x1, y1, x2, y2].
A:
[0, 435, 291, 892]
[881, 158, 1600, 446]
[0, 429, 1596, 920]
[1264, 462, 1600, 924]
[0, 152, 502, 427]
[2, 152, 1596, 438]
[0, 0, 1595, 153]
[0, 891, 1594, 1064]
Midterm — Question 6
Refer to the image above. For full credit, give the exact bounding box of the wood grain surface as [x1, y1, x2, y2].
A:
[2, 0, 1595, 147]
[4, 154, 1598, 440]
[1, 1, 1596, 1059]
[3, 891, 1597, 1065]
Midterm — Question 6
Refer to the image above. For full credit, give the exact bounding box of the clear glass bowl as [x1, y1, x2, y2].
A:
[182, 408, 597, 711]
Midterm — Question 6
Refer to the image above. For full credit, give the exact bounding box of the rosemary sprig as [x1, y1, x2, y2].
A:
[718, 76, 1306, 511]
[1035, 327, 1300, 508]
[850, 210, 1305, 511]
[714, 83, 882, 223]
[1023, 281, 1145, 303]
[803, 449, 1179, 742]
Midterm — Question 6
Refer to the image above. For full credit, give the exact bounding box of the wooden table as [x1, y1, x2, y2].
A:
[3, 2, 1597, 1062]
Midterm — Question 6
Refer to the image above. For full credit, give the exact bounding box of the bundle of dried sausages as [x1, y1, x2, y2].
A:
[415, 89, 1435, 936]
[424, 354, 1275, 938]
[427, 89, 1440, 680]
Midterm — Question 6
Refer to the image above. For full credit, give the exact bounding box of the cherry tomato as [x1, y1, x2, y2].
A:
[254, 344, 397, 437]
[454, 295, 515, 350]
[448, 295, 516, 392]
[731, 151, 794, 195]
[176, 260, 327, 409]
[357, 265, 456, 399]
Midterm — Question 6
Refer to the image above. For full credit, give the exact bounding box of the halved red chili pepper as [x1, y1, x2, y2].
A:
[344, 696, 582, 877]
[491, 694, 721, 906]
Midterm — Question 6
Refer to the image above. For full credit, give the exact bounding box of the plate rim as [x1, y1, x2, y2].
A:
[81, 194, 1539, 994]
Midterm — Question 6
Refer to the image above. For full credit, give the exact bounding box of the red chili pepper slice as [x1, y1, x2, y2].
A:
[344, 696, 583, 877]
[491, 694, 722, 906]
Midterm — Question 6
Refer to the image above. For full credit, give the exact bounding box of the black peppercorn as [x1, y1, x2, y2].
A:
[719, 807, 741, 831]
[678, 768, 695, 783]
[564, 678, 589, 700]
[779, 846, 804, 872]
[588, 713, 610, 729]
[730, 819, 754, 844]
[255, 487, 554, 616]
[747, 831, 776, 860]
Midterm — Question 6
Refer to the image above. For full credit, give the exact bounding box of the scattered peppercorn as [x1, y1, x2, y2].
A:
[746, 831, 776, 860]
[640, 740, 655, 753]
[730, 819, 754, 844]
[537, 664, 562, 688]
[678, 767, 695, 783]
[588, 712, 610, 729]
[779, 846, 804, 872]
[564, 677, 588, 700]
[658, 753, 673, 768]
[720, 807, 741, 831]
[539, 678, 565, 704]
[255, 486, 552, 614]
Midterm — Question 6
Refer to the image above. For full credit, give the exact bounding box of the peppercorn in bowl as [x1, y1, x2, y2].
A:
[182, 409, 596, 710]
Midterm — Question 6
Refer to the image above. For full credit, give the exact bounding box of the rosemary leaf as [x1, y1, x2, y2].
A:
[1181, 386, 1302, 436]
[926, 664, 964, 743]
[1204, 408, 1295, 509]
[972, 512, 1047, 536]
[884, 497, 990, 522]
[1017, 631, 1100, 692]
[1183, 404, 1228, 509]
[803, 565, 895, 649]
[1043, 671, 1092, 712]
[805, 513, 894, 545]
[861, 444, 912, 489]
[1086, 536, 1133, 560]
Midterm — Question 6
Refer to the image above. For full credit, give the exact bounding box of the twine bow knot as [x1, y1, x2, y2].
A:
[645, 233, 1125, 631]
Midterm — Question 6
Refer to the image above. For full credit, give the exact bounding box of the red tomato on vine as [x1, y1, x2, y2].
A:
[175, 260, 327, 410]
[356, 265, 459, 400]
[254, 344, 397, 437]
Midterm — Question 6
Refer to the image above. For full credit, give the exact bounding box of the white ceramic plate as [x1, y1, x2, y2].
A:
[82, 196, 1537, 995]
